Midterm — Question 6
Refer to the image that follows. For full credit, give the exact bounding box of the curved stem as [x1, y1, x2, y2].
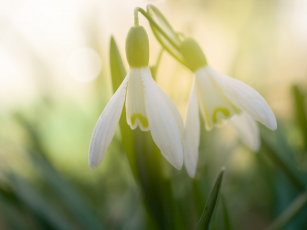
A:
[134, 7, 180, 51]
[134, 8, 139, 26]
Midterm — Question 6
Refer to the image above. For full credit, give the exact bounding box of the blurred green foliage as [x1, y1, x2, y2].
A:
[1, 1, 307, 230]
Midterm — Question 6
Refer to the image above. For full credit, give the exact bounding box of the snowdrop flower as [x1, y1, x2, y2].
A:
[89, 25, 184, 170]
[181, 38, 277, 177]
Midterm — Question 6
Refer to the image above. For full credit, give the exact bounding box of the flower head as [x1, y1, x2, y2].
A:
[181, 38, 277, 177]
[89, 26, 183, 170]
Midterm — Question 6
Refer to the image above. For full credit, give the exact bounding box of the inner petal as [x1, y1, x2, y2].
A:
[125, 68, 150, 131]
[195, 68, 240, 130]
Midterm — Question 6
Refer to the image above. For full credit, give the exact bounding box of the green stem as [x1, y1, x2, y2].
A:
[134, 8, 139, 26]
[155, 48, 164, 70]
[266, 190, 307, 230]
[134, 7, 180, 51]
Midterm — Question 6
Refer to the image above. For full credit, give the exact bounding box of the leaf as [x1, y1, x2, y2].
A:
[110, 36, 127, 92]
[292, 85, 307, 150]
[221, 196, 232, 230]
[261, 127, 307, 191]
[7, 173, 76, 230]
[109, 36, 138, 179]
[29, 152, 103, 230]
[197, 168, 225, 230]
[0, 188, 29, 230]
[266, 190, 307, 230]
[273, 171, 307, 230]
[146, 4, 186, 65]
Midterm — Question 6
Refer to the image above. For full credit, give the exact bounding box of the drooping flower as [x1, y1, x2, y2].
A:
[89, 25, 184, 170]
[181, 38, 277, 178]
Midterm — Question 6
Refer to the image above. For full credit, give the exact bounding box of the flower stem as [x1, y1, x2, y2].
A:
[134, 8, 139, 26]
[155, 48, 164, 69]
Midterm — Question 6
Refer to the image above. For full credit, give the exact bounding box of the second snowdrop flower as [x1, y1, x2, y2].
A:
[89, 25, 184, 170]
[181, 38, 277, 178]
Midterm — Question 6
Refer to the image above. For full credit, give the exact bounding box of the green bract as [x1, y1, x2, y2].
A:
[125, 25, 149, 68]
[180, 38, 207, 72]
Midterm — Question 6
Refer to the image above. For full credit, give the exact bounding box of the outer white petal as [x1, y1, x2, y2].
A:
[141, 67, 183, 169]
[228, 112, 260, 152]
[88, 74, 130, 169]
[155, 82, 184, 137]
[183, 79, 200, 178]
[207, 66, 277, 130]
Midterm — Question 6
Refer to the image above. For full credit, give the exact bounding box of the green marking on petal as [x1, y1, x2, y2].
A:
[212, 108, 230, 124]
[131, 113, 149, 128]
[231, 103, 241, 114]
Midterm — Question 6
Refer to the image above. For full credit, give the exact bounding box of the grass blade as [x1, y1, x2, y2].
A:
[221, 196, 232, 230]
[266, 190, 307, 230]
[197, 167, 225, 230]
[292, 85, 307, 150]
[261, 133, 307, 191]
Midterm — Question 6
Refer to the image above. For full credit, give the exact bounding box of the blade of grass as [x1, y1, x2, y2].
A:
[266, 190, 307, 230]
[7, 173, 76, 230]
[292, 85, 307, 149]
[261, 136, 306, 191]
[29, 151, 103, 230]
[197, 167, 225, 230]
[221, 196, 232, 230]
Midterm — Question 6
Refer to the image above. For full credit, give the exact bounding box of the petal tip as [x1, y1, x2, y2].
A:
[88, 159, 99, 170]
[173, 158, 183, 170]
[267, 118, 277, 130]
[88, 151, 101, 170]
[251, 136, 261, 153]
[270, 123, 277, 131]
[187, 168, 196, 178]
[184, 157, 197, 178]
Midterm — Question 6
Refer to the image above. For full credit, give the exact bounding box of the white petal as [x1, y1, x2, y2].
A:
[126, 68, 150, 131]
[183, 79, 200, 178]
[228, 112, 260, 152]
[88, 74, 130, 169]
[141, 67, 183, 169]
[155, 83, 184, 137]
[195, 67, 238, 131]
[207, 66, 277, 130]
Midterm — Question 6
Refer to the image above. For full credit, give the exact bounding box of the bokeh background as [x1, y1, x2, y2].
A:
[1, 0, 307, 229]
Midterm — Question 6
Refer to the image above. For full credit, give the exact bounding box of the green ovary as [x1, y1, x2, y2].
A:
[131, 113, 149, 128]
[212, 108, 230, 124]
